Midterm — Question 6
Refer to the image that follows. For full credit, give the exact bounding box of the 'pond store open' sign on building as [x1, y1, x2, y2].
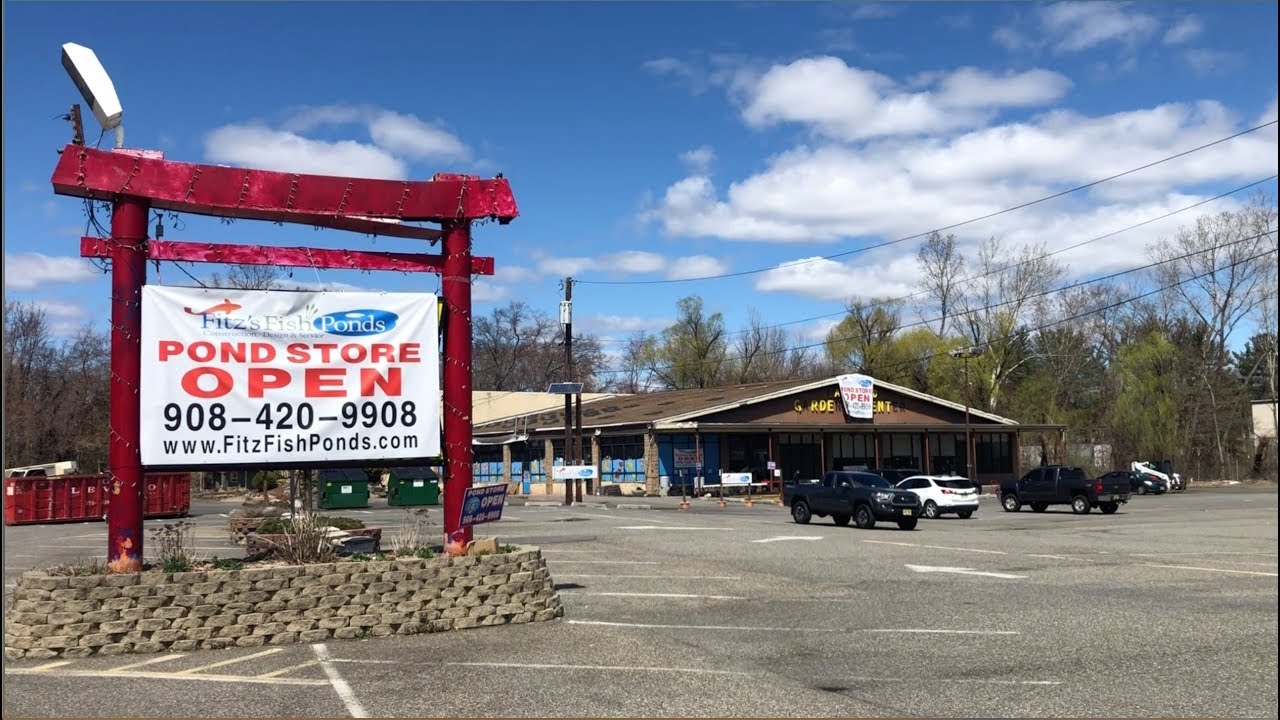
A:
[139, 286, 440, 466]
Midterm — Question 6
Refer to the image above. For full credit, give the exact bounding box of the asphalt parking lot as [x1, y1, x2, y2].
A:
[4, 487, 1277, 718]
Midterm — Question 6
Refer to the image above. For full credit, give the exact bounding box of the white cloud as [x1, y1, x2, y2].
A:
[680, 146, 716, 174]
[755, 254, 921, 302]
[1261, 96, 1279, 124]
[471, 280, 510, 303]
[204, 124, 408, 179]
[367, 111, 470, 161]
[849, 3, 899, 20]
[667, 255, 730, 280]
[28, 300, 88, 337]
[577, 314, 671, 336]
[534, 250, 731, 281]
[1183, 49, 1242, 77]
[647, 99, 1276, 245]
[994, 2, 1161, 55]
[1163, 15, 1204, 45]
[204, 104, 471, 179]
[739, 57, 1071, 142]
[1038, 2, 1159, 53]
[4, 253, 99, 290]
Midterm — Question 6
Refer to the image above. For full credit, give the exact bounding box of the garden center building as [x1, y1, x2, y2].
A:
[470, 376, 1067, 494]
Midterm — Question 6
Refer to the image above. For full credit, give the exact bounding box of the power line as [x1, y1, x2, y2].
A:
[587, 229, 1277, 378]
[576, 119, 1278, 286]
[592, 175, 1277, 345]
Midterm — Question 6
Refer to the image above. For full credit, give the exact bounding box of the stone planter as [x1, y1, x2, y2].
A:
[244, 528, 383, 559]
[5, 547, 562, 660]
[226, 517, 268, 543]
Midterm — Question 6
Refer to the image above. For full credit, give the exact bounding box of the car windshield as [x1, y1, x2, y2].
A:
[862, 475, 892, 488]
[939, 479, 973, 489]
[1061, 469, 1085, 482]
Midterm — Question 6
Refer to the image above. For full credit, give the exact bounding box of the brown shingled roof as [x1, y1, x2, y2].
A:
[473, 378, 814, 436]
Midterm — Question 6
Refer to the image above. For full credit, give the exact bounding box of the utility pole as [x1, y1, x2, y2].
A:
[563, 277, 574, 507]
[949, 346, 984, 483]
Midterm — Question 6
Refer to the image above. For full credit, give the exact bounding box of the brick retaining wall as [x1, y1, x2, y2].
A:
[4, 547, 562, 661]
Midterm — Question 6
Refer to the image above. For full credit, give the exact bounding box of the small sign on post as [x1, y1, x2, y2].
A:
[460, 483, 508, 527]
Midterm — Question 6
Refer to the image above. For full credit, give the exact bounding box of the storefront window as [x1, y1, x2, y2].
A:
[598, 435, 644, 483]
[975, 433, 1013, 474]
[472, 446, 504, 483]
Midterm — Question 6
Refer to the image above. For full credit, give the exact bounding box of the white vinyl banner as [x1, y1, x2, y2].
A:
[836, 373, 875, 419]
[140, 286, 440, 466]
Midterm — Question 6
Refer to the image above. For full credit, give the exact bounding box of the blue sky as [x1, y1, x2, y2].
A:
[4, 1, 1277, 363]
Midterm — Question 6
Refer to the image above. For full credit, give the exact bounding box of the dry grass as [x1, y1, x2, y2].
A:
[261, 511, 338, 565]
[388, 508, 432, 557]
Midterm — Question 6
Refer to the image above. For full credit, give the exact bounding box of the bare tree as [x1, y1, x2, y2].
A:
[1148, 193, 1278, 468]
[605, 330, 656, 393]
[825, 298, 904, 378]
[960, 236, 1066, 412]
[642, 296, 727, 389]
[472, 300, 608, 392]
[725, 309, 800, 383]
[210, 264, 280, 290]
[915, 230, 966, 337]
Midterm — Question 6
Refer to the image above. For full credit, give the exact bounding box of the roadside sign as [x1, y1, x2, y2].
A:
[460, 483, 508, 527]
[767, 461, 777, 470]
[552, 465, 596, 480]
[721, 472, 752, 485]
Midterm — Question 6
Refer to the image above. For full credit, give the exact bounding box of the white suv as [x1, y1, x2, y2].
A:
[896, 475, 979, 519]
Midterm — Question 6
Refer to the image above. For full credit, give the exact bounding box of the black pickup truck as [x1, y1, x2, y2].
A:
[999, 465, 1130, 515]
[783, 470, 922, 530]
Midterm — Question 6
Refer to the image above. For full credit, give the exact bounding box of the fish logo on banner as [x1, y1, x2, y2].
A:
[837, 374, 875, 419]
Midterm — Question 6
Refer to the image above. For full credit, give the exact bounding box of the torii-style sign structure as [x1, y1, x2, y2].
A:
[50, 143, 518, 572]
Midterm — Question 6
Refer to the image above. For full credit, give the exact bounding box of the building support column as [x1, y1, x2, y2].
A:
[501, 443, 514, 493]
[644, 430, 661, 495]
[543, 437, 555, 495]
[923, 433, 931, 475]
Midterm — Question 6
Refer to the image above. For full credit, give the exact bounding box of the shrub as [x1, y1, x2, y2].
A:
[46, 557, 107, 576]
[261, 512, 337, 565]
[210, 557, 244, 571]
[151, 521, 197, 573]
[256, 515, 364, 535]
[250, 471, 279, 492]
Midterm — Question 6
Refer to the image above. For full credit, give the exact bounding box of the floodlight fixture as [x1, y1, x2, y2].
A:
[61, 42, 124, 148]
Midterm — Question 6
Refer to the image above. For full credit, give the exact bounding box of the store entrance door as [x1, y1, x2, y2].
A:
[777, 433, 822, 483]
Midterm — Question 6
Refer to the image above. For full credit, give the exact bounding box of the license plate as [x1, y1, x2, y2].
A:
[902, 508, 913, 516]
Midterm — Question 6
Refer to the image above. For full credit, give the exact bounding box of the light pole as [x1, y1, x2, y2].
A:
[949, 346, 985, 482]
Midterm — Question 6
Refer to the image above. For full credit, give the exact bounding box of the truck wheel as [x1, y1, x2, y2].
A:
[832, 513, 851, 526]
[854, 504, 877, 529]
[1099, 502, 1119, 514]
[897, 518, 918, 531]
[1002, 494, 1021, 512]
[957, 511, 973, 519]
[923, 500, 940, 519]
[791, 501, 812, 525]
[1031, 502, 1048, 513]
[1071, 496, 1091, 514]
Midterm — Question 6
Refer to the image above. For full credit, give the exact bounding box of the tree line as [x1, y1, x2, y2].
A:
[4, 195, 1276, 482]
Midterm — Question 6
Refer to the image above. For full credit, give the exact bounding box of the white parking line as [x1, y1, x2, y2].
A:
[30, 661, 74, 671]
[614, 525, 729, 531]
[556, 574, 741, 580]
[545, 560, 659, 565]
[175, 648, 282, 674]
[328, 658, 752, 676]
[907, 564, 1027, 580]
[312, 644, 369, 718]
[864, 539, 1007, 555]
[260, 660, 321, 678]
[751, 536, 824, 544]
[1142, 563, 1279, 577]
[566, 620, 1018, 635]
[838, 676, 1060, 686]
[4, 667, 328, 686]
[568, 592, 746, 600]
[105, 654, 186, 672]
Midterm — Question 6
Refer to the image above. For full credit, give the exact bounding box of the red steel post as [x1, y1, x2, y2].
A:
[441, 220, 474, 554]
[106, 196, 150, 573]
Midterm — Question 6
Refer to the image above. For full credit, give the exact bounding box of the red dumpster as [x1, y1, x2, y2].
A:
[4, 475, 106, 525]
[142, 472, 191, 519]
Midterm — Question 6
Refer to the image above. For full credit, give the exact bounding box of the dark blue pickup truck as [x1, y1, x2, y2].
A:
[783, 470, 922, 530]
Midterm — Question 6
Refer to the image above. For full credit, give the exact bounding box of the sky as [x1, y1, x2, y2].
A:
[3, 1, 1278, 365]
